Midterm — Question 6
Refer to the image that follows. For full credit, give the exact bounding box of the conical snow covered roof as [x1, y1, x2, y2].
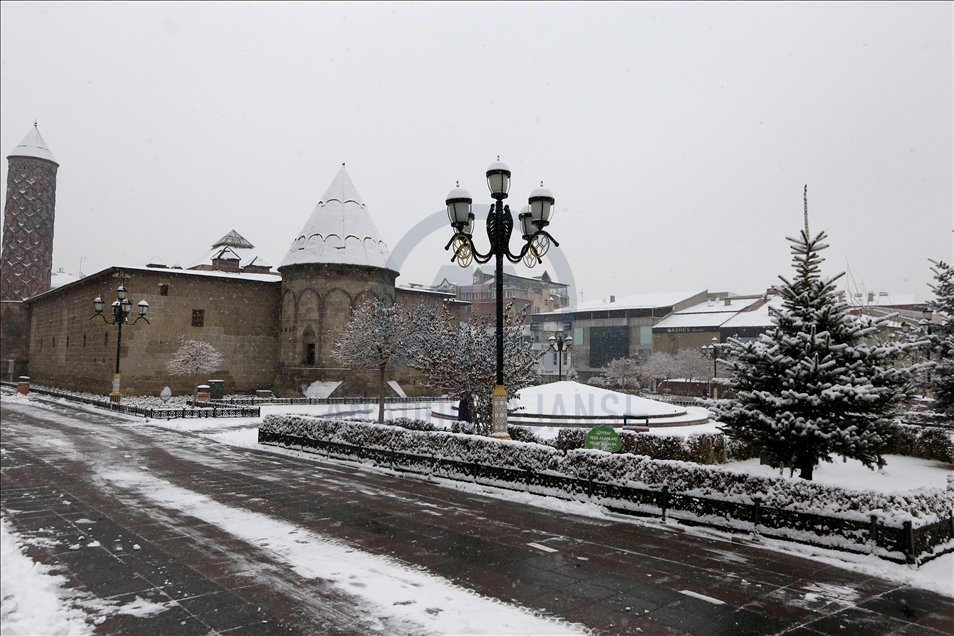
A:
[281, 166, 392, 270]
[8, 125, 57, 164]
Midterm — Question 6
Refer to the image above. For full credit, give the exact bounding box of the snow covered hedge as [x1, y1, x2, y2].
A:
[260, 414, 952, 526]
[557, 449, 951, 524]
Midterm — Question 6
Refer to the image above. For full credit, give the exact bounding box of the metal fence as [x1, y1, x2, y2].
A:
[1, 382, 259, 419]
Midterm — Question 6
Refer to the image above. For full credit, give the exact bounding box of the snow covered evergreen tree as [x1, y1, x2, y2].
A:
[333, 298, 433, 424]
[926, 260, 954, 417]
[714, 192, 917, 479]
[166, 338, 224, 406]
[413, 304, 537, 435]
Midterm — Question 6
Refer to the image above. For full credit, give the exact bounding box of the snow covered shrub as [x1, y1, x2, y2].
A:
[387, 417, 437, 432]
[552, 428, 587, 452]
[714, 198, 919, 480]
[620, 433, 729, 465]
[558, 449, 952, 524]
[260, 414, 561, 473]
[586, 376, 606, 388]
[887, 424, 954, 464]
[507, 425, 544, 445]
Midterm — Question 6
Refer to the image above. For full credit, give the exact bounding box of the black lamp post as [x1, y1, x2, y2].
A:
[91, 284, 149, 402]
[700, 337, 723, 399]
[922, 308, 935, 393]
[445, 159, 559, 438]
[548, 331, 573, 382]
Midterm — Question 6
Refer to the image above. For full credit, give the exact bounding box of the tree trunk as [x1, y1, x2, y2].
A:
[378, 364, 386, 424]
[797, 455, 814, 480]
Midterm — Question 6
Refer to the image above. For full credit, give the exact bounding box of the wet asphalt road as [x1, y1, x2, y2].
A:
[1, 396, 952, 635]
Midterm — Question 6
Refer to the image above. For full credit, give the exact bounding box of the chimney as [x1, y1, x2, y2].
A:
[867, 291, 874, 303]
[723, 298, 732, 306]
[610, 295, 615, 303]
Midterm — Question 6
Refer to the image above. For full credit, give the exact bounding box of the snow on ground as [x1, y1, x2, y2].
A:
[201, 425, 954, 598]
[723, 454, 952, 491]
[192, 407, 954, 600]
[1, 517, 90, 635]
[98, 469, 584, 635]
[4, 387, 952, 624]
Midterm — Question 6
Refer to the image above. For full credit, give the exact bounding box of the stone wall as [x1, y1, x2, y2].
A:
[26, 267, 280, 398]
[275, 262, 397, 397]
[0, 300, 31, 381]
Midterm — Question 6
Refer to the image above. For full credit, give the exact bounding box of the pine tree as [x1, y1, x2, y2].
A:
[714, 190, 917, 479]
[413, 304, 537, 435]
[926, 260, 954, 417]
[166, 338, 224, 406]
[333, 298, 433, 424]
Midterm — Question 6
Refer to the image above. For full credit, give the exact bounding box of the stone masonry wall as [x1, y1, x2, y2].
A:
[26, 268, 280, 397]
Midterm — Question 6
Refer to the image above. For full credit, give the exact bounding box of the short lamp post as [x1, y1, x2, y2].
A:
[548, 332, 572, 382]
[91, 284, 149, 403]
[700, 337, 724, 399]
[445, 159, 559, 439]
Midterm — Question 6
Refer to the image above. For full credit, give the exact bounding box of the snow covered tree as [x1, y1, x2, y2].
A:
[713, 195, 917, 480]
[926, 260, 954, 417]
[333, 298, 433, 424]
[674, 348, 713, 391]
[413, 304, 537, 435]
[166, 338, 224, 406]
[641, 351, 676, 391]
[602, 357, 641, 393]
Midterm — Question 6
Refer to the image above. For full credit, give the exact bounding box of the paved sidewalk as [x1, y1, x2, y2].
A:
[2, 398, 952, 635]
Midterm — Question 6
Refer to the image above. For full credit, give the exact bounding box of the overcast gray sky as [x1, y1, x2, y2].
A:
[2, 3, 951, 303]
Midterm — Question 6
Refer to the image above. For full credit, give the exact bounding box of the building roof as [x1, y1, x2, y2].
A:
[652, 296, 767, 331]
[212, 229, 255, 249]
[186, 230, 274, 272]
[8, 126, 57, 164]
[543, 290, 706, 315]
[653, 311, 736, 331]
[720, 296, 783, 329]
[281, 165, 392, 271]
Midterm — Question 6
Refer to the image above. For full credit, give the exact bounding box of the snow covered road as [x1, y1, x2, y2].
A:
[2, 396, 951, 635]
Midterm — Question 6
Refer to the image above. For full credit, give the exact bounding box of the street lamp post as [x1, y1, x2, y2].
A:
[921, 308, 935, 395]
[700, 337, 723, 399]
[445, 159, 559, 438]
[548, 331, 573, 382]
[91, 284, 149, 403]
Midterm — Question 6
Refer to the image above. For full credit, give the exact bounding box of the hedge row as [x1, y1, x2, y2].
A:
[530, 423, 951, 466]
[260, 414, 953, 526]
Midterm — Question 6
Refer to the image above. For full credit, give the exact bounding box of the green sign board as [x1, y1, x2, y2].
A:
[585, 425, 622, 453]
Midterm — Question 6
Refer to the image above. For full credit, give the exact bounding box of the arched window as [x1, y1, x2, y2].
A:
[302, 326, 316, 366]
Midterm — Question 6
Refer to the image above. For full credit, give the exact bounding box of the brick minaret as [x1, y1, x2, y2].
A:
[1, 125, 59, 300]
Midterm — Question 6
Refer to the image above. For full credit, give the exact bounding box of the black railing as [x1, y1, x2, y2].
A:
[1, 382, 259, 419]
[212, 395, 455, 406]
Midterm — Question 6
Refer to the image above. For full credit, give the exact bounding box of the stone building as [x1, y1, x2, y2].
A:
[14, 164, 461, 398]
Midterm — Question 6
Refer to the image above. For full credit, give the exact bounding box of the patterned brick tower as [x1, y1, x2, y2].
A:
[1, 125, 59, 300]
